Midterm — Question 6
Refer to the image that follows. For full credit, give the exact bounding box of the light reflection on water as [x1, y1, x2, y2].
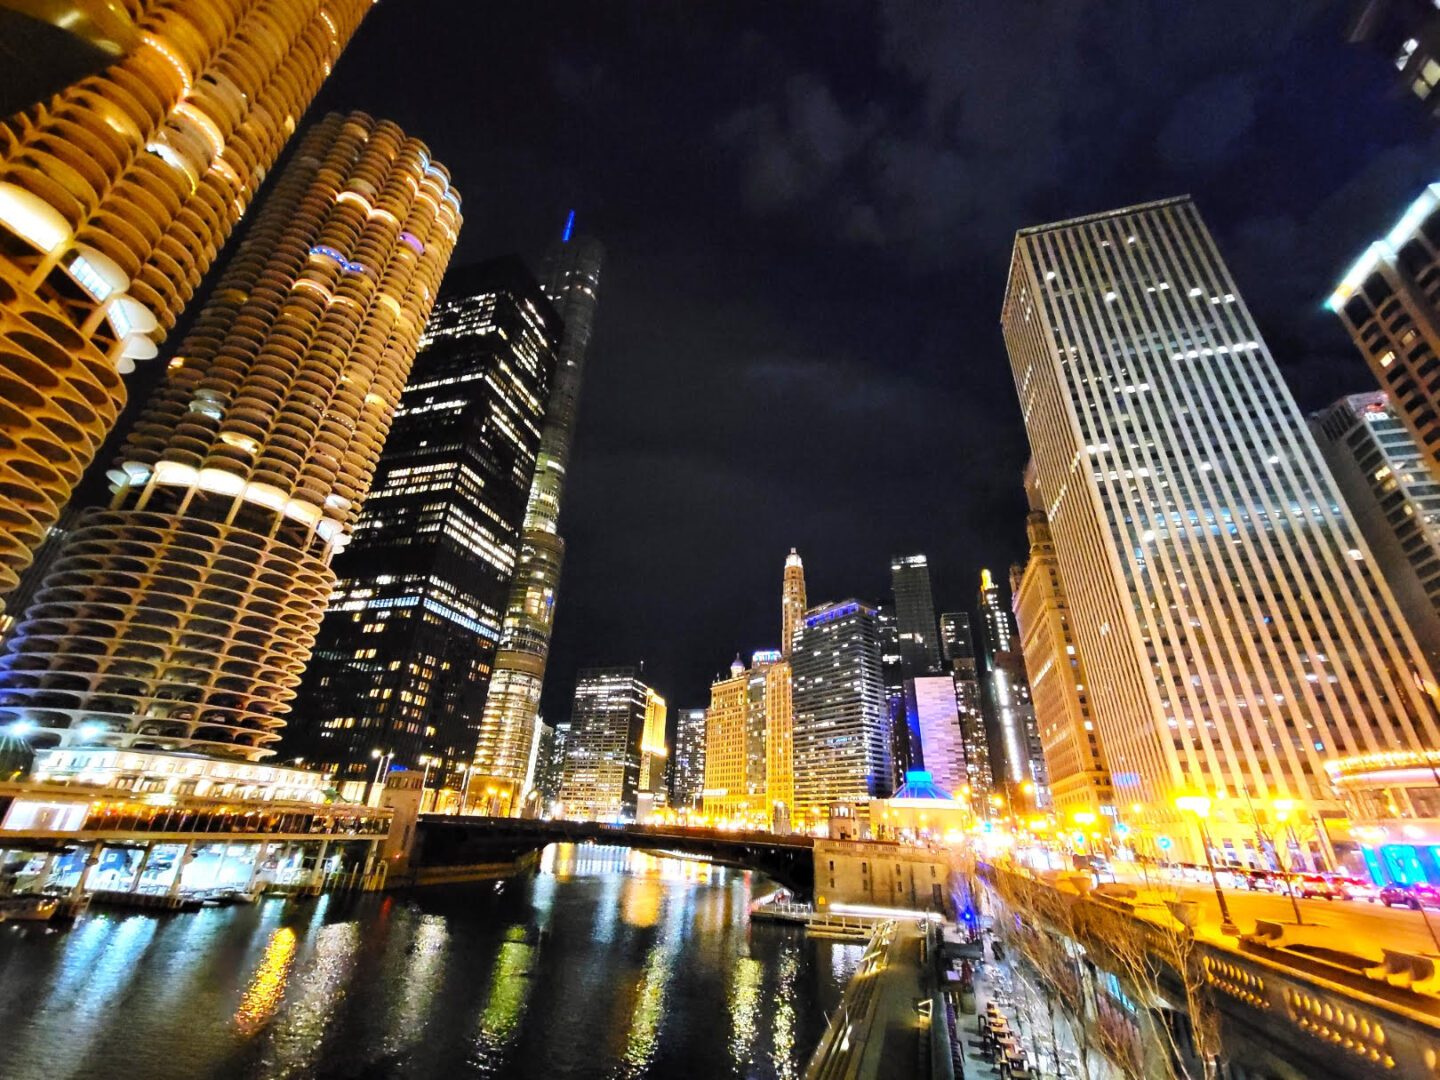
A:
[0, 843, 859, 1080]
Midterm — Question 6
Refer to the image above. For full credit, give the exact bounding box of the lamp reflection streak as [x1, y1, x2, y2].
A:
[235, 927, 297, 1035]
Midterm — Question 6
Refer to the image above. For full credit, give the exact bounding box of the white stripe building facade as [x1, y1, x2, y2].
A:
[1001, 197, 1440, 863]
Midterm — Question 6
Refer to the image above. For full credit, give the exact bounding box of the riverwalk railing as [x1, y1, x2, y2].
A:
[977, 860, 1440, 1078]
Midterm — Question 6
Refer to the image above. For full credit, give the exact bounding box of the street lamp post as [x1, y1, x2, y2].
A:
[1176, 795, 1239, 936]
[368, 748, 393, 807]
[419, 755, 436, 813]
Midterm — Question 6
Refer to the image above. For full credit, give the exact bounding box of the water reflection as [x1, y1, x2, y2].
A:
[0, 844, 855, 1080]
[728, 955, 764, 1069]
[234, 927, 296, 1035]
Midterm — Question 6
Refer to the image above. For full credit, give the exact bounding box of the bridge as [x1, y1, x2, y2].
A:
[409, 816, 816, 896]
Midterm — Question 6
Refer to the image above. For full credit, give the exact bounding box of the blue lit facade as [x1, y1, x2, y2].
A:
[283, 257, 558, 787]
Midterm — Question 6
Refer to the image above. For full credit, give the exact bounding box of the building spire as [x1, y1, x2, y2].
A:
[782, 548, 807, 656]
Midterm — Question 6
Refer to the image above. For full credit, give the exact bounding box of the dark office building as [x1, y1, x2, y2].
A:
[890, 554, 942, 676]
[940, 611, 992, 797]
[283, 257, 558, 786]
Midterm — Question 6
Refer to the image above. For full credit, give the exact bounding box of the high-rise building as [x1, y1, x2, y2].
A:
[1346, 1, 1440, 112]
[534, 719, 569, 807]
[904, 674, 967, 796]
[1327, 184, 1440, 481]
[668, 707, 706, 812]
[637, 686, 668, 821]
[940, 611, 992, 798]
[1003, 196, 1440, 862]
[1312, 392, 1440, 669]
[1013, 464, 1113, 821]
[782, 548, 806, 656]
[701, 650, 791, 829]
[0, 113, 459, 761]
[558, 666, 657, 822]
[791, 600, 889, 828]
[890, 554, 941, 676]
[978, 568, 1042, 794]
[702, 655, 751, 823]
[877, 603, 913, 782]
[0, 0, 372, 608]
[471, 229, 604, 814]
[281, 258, 558, 787]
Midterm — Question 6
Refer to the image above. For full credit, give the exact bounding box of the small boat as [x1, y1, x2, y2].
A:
[0, 896, 59, 923]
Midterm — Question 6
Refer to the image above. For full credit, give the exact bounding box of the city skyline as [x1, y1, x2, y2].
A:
[286, 2, 1440, 719]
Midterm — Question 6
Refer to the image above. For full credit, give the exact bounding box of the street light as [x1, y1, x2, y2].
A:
[1175, 794, 1239, 936]
[418, 755, 436, 813]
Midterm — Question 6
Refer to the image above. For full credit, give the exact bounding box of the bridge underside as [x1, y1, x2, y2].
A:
[413, 817, 816, 898]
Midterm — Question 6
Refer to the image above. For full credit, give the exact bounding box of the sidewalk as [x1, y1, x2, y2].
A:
[949, 948, 1123, 1080]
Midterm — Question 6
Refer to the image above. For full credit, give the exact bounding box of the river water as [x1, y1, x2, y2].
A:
[0, 844, 860, 1080]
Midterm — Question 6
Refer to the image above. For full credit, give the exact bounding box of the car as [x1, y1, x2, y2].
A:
[1331, 876, 1380, 903]
[1379, 882, 1440, 909]
[1294, 873, 1342, 900]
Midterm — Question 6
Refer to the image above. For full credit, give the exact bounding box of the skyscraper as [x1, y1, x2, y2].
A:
[701, 650, 791, 829]
[0, 113, 459, 761]
[558, 667, 657, 822]
[1013, 465, 1112, 821]
[890, 554, 941, 675]
[637, 686, 669, 821]
[791, 600, 889, 828]
[1327, 183, 1440, 481]
[1346, 2, 1440, 111]
[978, 568, 1042, 795]
[940, 611, 992, 797]
[0, 0, 371, 607]
[877, 603, 913, 781]
[668, 707, 707, 812]
[282, 258, 559, 787]
[782, 548, 806, 656]
[702, 656, 752, 823]
[904, 675, 967, 796]
[1312, 392, 1440, 669]
[534, 719, 569, 807]
[471, 229, 604, 814]
[1003, 196, 1440, 861]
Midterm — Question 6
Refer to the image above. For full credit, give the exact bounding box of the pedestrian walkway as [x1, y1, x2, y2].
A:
[948, 945, 1123, 1079]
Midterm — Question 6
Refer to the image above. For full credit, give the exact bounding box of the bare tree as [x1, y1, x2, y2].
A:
[1076, 897, 1223, 1080]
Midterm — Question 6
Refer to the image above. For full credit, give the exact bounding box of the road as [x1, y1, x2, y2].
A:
[1112, 868, 1440, 958]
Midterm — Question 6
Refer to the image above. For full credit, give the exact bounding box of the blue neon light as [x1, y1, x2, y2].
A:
[804, 601, 861, 628]
[562, 209, 575, 243]
[904, 770, 933, 784]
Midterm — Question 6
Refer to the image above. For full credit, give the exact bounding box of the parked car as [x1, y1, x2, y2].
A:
[1331, 876, 1380, 903]
[1379, 882, 1440, 909]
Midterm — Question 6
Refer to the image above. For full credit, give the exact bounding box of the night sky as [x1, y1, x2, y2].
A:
[311, 1, 1440, 720]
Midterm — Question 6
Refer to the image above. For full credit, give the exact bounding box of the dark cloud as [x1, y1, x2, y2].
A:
[310, 0, 1440, 717]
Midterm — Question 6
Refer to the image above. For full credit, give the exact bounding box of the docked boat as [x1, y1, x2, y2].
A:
[0, 895, 59, 923]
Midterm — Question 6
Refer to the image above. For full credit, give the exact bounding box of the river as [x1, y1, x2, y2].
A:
[0, 843, 860, 1080]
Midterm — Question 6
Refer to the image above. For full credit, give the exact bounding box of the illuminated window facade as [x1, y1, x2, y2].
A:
[283, 258, 558, 786]
[978, 569, 1045, 798]
[0, 113, 459, 762]
[558, 667, 655, 822]
[471, 234, 605, 815]
[939, 611, 991, 797]
[1013, 465, 1113, 822]
[0, 0, 372, 607]
[790, 600, 890, 828]
[890, 554, 941, 676]
[1328, 184, 1440, 482]
[667, 708, 706, 811]
[782, 548, 806, 656]
[1312, 392, 1440, 670]
[1003, 196, 1440, 859]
